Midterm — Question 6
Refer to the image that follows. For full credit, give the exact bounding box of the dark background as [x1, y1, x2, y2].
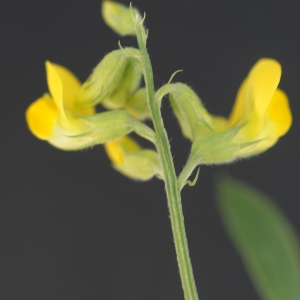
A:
[1, 0, 299, 299]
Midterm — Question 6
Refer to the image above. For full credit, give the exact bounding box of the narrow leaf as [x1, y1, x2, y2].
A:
[217, 177, 300, 300]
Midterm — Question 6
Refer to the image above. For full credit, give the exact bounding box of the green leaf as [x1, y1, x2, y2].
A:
[217, 177, 300, 300]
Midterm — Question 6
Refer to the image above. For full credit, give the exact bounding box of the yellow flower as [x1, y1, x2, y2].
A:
[216, 58, 292, 157]
[26, 61, 95, 150]
[104, 136, 162, 180]
[179, 58, 292, 169]
[26, 61, 144, 151]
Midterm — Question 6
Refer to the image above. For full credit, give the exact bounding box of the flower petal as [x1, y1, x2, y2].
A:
[266, 88, 292, 137]
[236, 89, 291, 157]
[45, 61, 81, 112]
[250, 59, 281, 118]
[25, 96, 58, 140]
[229, 59, 281, 126]
[45, 61, 95, 134]
[105, 136, 140, 165]
[238, 137, 278, 158]
[45, 61, 67, 121]
[104, 136, 161, 180]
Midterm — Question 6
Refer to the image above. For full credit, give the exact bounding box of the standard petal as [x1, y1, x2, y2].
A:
[250, 59, 281, 119]
[229, 59, 281, 126]
[45, 61, 67, 121]
[26, 96, 58, 140]
[45, 61, 81, 112]
[46, 61, 95, 134]
[45, 60, 94, 118]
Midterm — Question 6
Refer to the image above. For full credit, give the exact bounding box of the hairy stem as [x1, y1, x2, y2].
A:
[135, 20, 199, 300]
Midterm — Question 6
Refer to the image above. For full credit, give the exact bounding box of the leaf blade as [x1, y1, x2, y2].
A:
[217, 177, 300, 300]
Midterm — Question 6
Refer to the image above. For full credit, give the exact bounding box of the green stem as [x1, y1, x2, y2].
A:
[135, 21, 199, 300]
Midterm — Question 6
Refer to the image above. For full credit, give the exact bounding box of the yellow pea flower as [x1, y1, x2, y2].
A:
[26, 61, 145, 151]
[181, 59, 292, 171]
[26, 61, 95, 149]
[216, 58, 292, 157]
[104, 136, 162, 180]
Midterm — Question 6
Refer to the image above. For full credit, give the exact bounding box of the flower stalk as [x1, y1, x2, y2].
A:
[134, 17, 199, 300]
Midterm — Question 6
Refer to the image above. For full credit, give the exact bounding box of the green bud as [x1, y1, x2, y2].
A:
[101, 59, 142, 110]
[102, 1, 142, 36]
[157, 83, 222, 141]
[76, 48, 141, 109]
[125, 88, 151, 120]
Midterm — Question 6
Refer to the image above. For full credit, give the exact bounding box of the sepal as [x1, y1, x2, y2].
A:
[190, 125, 243, 165]
[178, 124, 268, 189]
[178, 123, 275, 189]
[48, 110, 140, 151]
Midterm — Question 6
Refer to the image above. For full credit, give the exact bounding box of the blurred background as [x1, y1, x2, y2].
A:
[1, 0, 299, 299]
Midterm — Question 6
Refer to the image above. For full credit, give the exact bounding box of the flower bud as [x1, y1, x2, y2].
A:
[102, 1, 142, 36]
[75, 48, 141, 109]
[158, 83, 226, 141]
[101, 59, 142, 110]
[104, 136, 162, 180]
